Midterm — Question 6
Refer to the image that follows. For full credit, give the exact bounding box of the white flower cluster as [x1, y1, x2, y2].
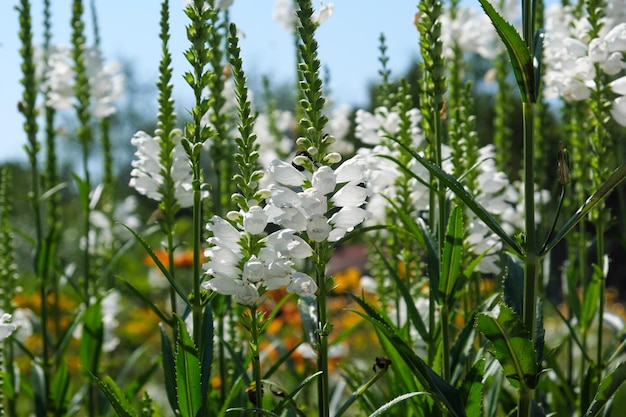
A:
[355, 107, 545, 275]
[438, 0, 520, 60]
[201, 214, 318, 306]
[265, 155, 372, 243]
[37, 45, 124, 118]
[543, 3, 626, 125]
[129, 131, 202, 208]
[202, 150, 372, 306]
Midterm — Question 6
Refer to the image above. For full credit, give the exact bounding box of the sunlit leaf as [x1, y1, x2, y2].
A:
[440, 206, 464, 306]
[80, 302, 103, 376]
[584, 361, 626, 417]
[92, 374, 139, 417]
[368, 392, 430, 417]
[159, 324, 179, 415]
[174, 314, 202, 417]
[476, 303, 537, 388]
[50, 359, 71, 415]
[477, 0, 534, 102]
[382, 139, 523, 257]
[350, 295, 467, 417]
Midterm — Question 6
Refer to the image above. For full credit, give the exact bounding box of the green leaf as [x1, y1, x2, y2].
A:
[584, 361, 626, 417]
[502, 254, 525, 316]
[159, 323, 179, 415]
[200, 304, 215, 410]
[418, 218, 441, 301]
[475, 303, 537, 388]
[368, 392, 430, 417]
[582, 265, 603, 330]
[542, 164, 626, 255]
[174, 314, 202, 417]
[92, 374, 139, 417]
[460, 359, 484, 417]
[439, 206, 464, 306]
[373, 245, 429, 343]
[50, 360, 71, 415]
[381, 141, 523, 257]
[272, 371, 322, 414]
[121, 224, 191, 308]
[477, 0, 534, 102]
[350, 295, 467, 417]
[120, 278, 172, 324]
[80, 302, 103, 376]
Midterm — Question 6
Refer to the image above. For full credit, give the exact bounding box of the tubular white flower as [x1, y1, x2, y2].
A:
[207, 216, 242, 252]
[129, 131, 202, 208]
[243, 205, 269, 235]
[0, 312, 17, 341]
[307, 214, 332, 242]
[268, 159, 308, 186]
[242, 256, 266, 283]
[287, 272, 318, 297]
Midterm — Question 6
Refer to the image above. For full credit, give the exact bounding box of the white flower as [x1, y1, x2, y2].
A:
[243, 205, 269, 235]
[242, 256, 266, 283]
[39, 45, 124, 117]
[312, 1, 334, 25]
[287, 272, 318, 297]
[0, 312, 17, 341]
[129, 131, 204, 208]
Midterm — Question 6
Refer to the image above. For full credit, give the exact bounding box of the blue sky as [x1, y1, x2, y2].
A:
[1, 1, 422, 162]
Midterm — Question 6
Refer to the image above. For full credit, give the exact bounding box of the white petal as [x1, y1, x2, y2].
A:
[268, 159, 307, 187]
[287, 272, 318, 297]
[331, 182, 371, 207]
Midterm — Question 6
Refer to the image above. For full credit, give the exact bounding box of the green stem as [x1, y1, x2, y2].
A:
[250, 307, 263, 411]
[192, 166, 203, 349]
[315, 243, 330, 417]
[520, 101, 538, 417]
[596, 219, 605, 369]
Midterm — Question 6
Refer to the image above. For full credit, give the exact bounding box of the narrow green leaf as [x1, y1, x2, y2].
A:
[200, 304, 215, 410]
[92, 374, 139, 417]
[174, 314, 202, 417]
[373, 245, 430, 343]
[417, 217, 441, 301]
[581, 265, 603, 330]
[477, 0, 534, 102]
[350, 295, 467, 417]
[121, 224, 191, 308]
[450, 312, 478, 385]
[272, 371, 322, 414]
[368, 392, 430, 417]
[381, 141, 523, 257]
[262, 342, 303, 380]
[159, 323, 180, 415]
[380, 194, 426, 248]
[80, 302, 103, 376]
[50, 360, 71, 415]
[584, 362, 626, 417]
[440, 206, 464, 306]
[475, 303, 537, 388]
[542, 164, 626, 255]
[460, 359, 484, 417]
[120, 278, 172, 324]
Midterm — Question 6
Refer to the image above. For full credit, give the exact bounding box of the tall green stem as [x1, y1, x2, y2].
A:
[520, 101, 538, 417]
[315, 242, 330, 417]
